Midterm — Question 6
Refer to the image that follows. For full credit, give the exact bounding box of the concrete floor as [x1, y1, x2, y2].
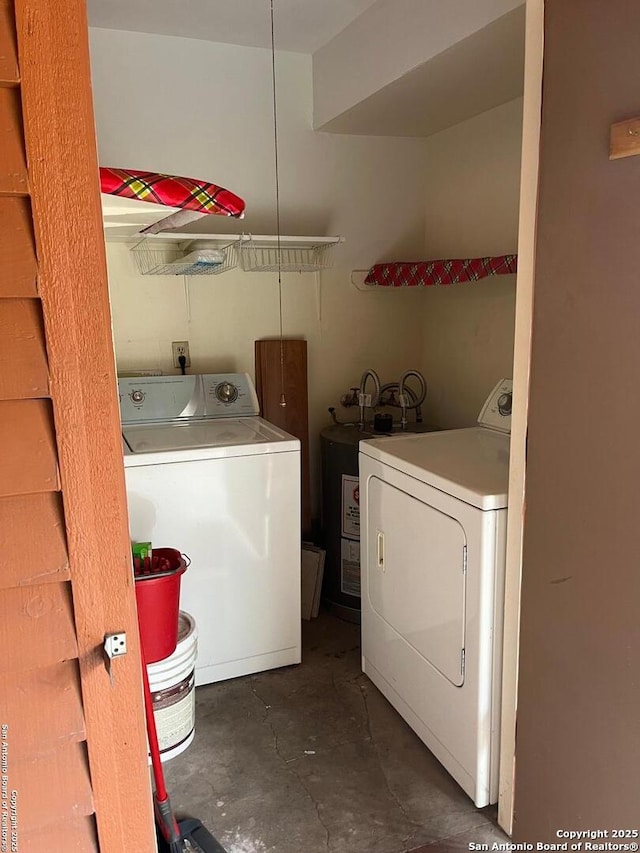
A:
[164, 612, 507, 853]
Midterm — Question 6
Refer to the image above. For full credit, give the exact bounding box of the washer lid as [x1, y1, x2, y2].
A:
[123, 416, 297, 455]
[359, 427, 510, 510]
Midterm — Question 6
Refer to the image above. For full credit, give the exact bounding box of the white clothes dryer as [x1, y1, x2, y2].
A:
[119, 373, 301, 686]
[359, 379, 512, 807]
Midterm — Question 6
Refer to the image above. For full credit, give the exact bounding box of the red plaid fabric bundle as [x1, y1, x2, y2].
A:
[99, 167, 245, 218]
[364, 255, 517, 287]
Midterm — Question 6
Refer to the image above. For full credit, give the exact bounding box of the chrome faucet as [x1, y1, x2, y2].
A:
[358, 369, 381, 430]
[398, 370, 427, 430]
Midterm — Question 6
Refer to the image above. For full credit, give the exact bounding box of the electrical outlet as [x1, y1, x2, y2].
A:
[172, 341, 191, 368]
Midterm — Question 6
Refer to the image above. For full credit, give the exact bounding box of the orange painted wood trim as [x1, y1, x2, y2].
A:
[0, 398, 59, 496]
[18, 816, 98, 853]
[0, 492, 69, 589]
[4, 659, 86, 754]
[12, 740, 95, 827]
[0, 581, 77, 674]
[14, 1, 155, 850]
[0, 298, 49, 398]
[0, 197, 37, 295]
[0, 0, 18, 86]
[0, 86, 27, 193]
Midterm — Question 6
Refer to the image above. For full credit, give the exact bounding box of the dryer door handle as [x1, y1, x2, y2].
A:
[376, 530, 385, 571]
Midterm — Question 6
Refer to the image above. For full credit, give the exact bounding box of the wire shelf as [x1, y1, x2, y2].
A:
[131, 239, 239, 276]
[239, 239, 336, 273]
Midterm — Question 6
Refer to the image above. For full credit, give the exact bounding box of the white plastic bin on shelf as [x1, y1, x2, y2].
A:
[147, 611, 198, 763]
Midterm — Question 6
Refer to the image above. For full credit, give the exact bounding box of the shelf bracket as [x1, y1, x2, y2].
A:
[350, 270, 372, 291]
[315, 271, 322, 323]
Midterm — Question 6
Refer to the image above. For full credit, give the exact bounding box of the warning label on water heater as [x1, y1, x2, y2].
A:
[341, 475, 360, 540]
[341, 538, 361, 597]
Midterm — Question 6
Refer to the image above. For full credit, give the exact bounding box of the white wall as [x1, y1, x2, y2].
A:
[90, 29, 429, 515]
[89, 29, 427, 260]
[419, 98, 523, 427]
[90, 29, 522, 513]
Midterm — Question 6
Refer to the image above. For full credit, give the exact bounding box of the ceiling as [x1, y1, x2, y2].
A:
[319, 6, 525, 137]
[86, 0, 380, 54]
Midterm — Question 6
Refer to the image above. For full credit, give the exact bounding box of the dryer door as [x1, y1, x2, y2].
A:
[367, 477, 466, 686]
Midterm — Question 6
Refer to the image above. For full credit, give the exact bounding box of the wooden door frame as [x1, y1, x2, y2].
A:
[14, 1, 155, 849]
[497, 0, 544, 834]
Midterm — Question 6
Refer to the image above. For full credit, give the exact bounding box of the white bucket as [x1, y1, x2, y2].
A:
[147, 611, 197, 763]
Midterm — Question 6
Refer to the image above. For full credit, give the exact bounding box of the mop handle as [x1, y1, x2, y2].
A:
[141, 649, 169, 802]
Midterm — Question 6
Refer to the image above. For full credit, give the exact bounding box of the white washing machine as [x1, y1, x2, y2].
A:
[359, 379, 512, 807]
[119, 373, 301, 686]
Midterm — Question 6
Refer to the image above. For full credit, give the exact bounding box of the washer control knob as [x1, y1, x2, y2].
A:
[498, 392, 512, 416]
[130, 389, 145, 404]
[215, 382, 238, 404]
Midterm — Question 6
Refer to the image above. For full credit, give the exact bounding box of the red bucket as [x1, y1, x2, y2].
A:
[134, 548, 188, 664]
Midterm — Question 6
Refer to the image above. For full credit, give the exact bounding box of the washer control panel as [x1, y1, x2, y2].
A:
[202, 374, 259, 416]
[118, 373, 260, 424]
[477, 378, 513, 433]
[215, 381, 239, 404]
